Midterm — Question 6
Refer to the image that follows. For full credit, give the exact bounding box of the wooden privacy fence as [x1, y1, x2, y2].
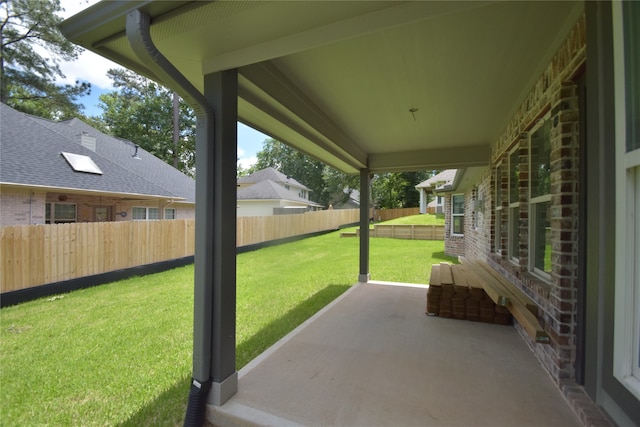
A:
[369, 224, 444, 240]
[1, 208, 425, 293]
[1, 209, 363, 293]
[346, 224, 445, 240]
[1, 219, 196, 293]
[237, 209, 358, 246]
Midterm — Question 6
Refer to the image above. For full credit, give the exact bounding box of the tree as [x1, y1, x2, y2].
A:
[98, 68, 196, 177]
[323, 166, 359, 207]
[252, 138, 327, 205]
[252, 138, 432, 209]
[0, 0, 90, 119]
[371, 171, 432, 210]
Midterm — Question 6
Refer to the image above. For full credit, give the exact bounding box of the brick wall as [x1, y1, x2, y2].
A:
[0, 188, 47, 226]
[0, 188, 195, 226]
[464, 172, 492, 262]
[444, 14, 586, 389]
[484, 16, 584, 387]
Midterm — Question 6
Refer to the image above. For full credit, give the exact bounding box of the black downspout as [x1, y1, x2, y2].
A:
[125, 10, 216, 427]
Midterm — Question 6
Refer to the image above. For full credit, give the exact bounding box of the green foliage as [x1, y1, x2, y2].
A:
[323, 166, 359, 207]
[372, 171, 432, 209]
[0, 0, 90, 119]
[252, 138, 359, 207]
[98, 69, 196, 176]
[251, 139, 434, 209]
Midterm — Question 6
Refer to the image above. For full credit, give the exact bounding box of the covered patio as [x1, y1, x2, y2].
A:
[60, 1, 640, 426]
[208, 281, 580, 426]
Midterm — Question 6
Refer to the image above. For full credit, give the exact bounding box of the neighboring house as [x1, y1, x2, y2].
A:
[0, 103, 195, 227]
[236, 167, 323, 216]
[332, 188, 360, 210]
[415, 169, 457, 214]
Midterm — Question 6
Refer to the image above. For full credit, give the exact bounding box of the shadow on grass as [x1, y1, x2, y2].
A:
[431, 251, 459, 263]
[237, 284, 350, 368]
[116, 284, 351, 426]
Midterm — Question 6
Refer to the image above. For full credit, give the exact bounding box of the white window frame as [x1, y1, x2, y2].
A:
[164, 208, 176, 220]
[495, 162, 503, 254]
[613, 0, 640, 400]
[451, 193, 465, 236]
[132, 206, 160, 221]
[508, 146, 520, 263]
[45, 203, 77, 224]
[529, 116, 552, 281]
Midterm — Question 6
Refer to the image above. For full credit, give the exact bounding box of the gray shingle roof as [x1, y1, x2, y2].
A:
[0, 103, 195, 203]
[415, 169, 457, 190]
[237, 167, 310, 191]
[237, 179, 322, 207]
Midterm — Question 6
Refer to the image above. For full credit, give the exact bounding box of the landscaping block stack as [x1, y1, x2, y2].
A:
[426, 262, 512, 326]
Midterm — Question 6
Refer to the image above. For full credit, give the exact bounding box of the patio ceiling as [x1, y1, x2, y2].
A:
[61, 1, 583, 174]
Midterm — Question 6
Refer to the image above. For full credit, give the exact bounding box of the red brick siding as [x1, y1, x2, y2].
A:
[443, 15, 586, 390]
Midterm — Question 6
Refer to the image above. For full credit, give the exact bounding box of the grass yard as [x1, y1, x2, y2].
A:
[380, 213, 444, 226]
[1, 228, 455, 426]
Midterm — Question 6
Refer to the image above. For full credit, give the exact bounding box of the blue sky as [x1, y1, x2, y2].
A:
[58, 0, 267, 169]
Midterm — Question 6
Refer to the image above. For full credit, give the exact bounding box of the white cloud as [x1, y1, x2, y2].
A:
[58, 50, 120, 89]
[238, 156, 257, 170]
[57, 0, 120, 89]
[238, 148, 246, 157]
[58, 0, 99, 19]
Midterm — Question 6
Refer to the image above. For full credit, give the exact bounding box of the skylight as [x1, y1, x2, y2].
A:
[61, 152, 103, 175]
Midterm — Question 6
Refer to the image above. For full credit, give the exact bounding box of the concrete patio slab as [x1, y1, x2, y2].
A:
[208, 282, 581, 427]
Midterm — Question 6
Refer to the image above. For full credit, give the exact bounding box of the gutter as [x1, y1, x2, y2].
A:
[124, 9, 214, 427]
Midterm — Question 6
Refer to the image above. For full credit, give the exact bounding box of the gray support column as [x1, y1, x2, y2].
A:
[192, 112, 214, 386]
[203, 70, 238, 405]
[359, 169, 370, 282]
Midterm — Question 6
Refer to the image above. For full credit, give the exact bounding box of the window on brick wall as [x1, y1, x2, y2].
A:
[508, 147, 520, 262]
[613, 0, 640, 400]
[529, 118, 552, 279]
[495, 162, 504, 254]
[132, 207, 160, 220]
[45, 203, 76, 224]
[452, 194, 464, 235]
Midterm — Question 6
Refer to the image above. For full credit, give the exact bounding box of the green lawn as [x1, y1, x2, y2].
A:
[1, 228, 455, 426]
[381, 213, 445, 225]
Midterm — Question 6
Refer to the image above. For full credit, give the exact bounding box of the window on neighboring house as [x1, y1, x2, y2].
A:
[45, 203, 77, 224]
[508, 147, 520, 262]
[451, 194, 464, 235]
[164, 208, 176, 219]
[495, 162, 504, 254]
[530, 118, 552, 278]
[284, 184, 290, 190]
[613, 0, 640, 400]
[132, 207, 160, 220]
[437, 196, 443, 205]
